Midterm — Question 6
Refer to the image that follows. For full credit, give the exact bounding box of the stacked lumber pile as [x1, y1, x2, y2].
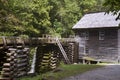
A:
[0, 47, 30, 80]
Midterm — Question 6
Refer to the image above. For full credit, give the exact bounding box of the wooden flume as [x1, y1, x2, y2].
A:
[0, 35, 79, 80]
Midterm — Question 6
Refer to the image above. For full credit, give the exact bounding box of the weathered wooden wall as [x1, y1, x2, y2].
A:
[76, 28, 118, 62]
[117, 29, 120, 62]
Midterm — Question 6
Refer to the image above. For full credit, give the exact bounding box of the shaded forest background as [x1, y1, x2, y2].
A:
[0, 0, 119, 37]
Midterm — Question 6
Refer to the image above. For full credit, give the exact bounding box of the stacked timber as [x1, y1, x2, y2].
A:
[50, 50, 59, 69]
[16, 48, 30, 77]
[40, 52, 52, 72]
[68, 43, 74, 63]
[1, 48, 17, 79]
[0, 49, 7, 79]
[35, 45, 44, 73]
[0, 47, 30, 80]
[63, 42, 79, 64]
[36, 44, 60, 73]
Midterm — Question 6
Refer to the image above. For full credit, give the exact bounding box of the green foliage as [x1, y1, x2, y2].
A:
[9, 0, 51, 36]
[0, 32, 15, 36]
[104, 0, 120, 20]
[0, 0, 107, 37]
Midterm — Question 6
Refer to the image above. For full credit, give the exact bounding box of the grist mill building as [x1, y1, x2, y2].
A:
[73, 12, 120, 62]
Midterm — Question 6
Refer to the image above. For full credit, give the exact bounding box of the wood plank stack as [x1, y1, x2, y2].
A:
[68, 43, 74, 63]
[50, 51, 59, 69]
[1, 48, 17, 79]
[40, 52, 52, 72]
[35, 44, 60, 73]
[16, 48, 30, 77]
[0, 47, 30, 80]
[35, 45, 44, 73]
[63, 42, 79, 64]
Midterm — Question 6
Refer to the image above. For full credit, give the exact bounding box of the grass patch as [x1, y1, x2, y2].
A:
[20, 64, 103, 80]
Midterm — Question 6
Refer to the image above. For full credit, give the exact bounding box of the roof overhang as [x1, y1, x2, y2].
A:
[72, 12, 120, 29]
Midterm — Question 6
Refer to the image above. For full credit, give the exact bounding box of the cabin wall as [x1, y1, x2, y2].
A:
[118, 29, 120, 62]
[76, 28, 118, 62]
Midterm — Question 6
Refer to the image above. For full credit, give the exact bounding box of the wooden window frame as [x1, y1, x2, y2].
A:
[85, 31, 89, 40]
[99, 31, 105, 40]
[81, 31, 89, 40]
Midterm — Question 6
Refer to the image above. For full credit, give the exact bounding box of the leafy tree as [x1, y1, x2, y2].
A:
[0, 0, 21, 36]
[0, 0, 109, 37]
[104, 0, 120, 20]
[8, 0, 51, 36]
[48, 0, 82, 37]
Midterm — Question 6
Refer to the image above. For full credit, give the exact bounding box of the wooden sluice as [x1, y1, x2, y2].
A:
[0, 35, 79, 80]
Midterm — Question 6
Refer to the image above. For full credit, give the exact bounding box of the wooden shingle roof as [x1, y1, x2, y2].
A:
[73, 12, 120, 29]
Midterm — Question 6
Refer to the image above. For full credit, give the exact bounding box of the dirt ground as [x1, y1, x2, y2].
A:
[62, 64, 120, 80]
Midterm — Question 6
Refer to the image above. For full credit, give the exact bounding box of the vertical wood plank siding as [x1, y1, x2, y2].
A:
[77, 28, 118, 62]
[118, 29, 120, 62]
